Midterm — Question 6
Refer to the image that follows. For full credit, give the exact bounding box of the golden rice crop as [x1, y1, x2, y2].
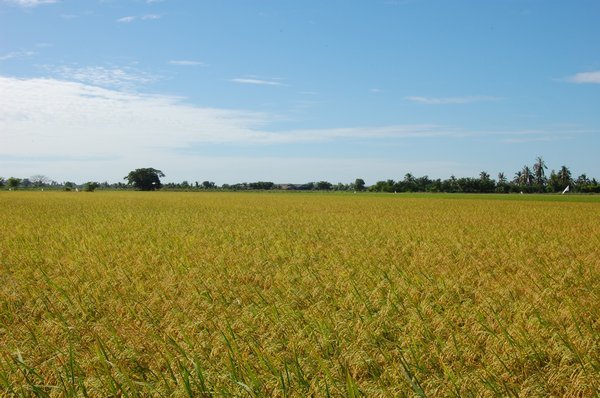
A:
[0, 191, 598, 396]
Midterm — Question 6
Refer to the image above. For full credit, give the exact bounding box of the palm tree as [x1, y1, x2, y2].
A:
[498, 172, 507, 184]
[403, 173, 416, 192]
[521, 165, 533, 186]
[496, 172, 508, 193]
[533, 156, 547, 188]
[548, 170, 560, 192]
[513, 170, 523, 185]
[576, 174, 590, 185]
[557, 165, 572, 188]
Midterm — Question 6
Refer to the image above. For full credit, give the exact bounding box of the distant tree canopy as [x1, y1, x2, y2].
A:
[248, 181, 275, 190]
[315, 181, 332, 190]
[124, 168, 165, 191]
[30, 174, 50, 188]
[362, 157, 600, 194]
[354, 178, 366, 191]
[83, 182, 99, 192]
[5, 157, 600, 193]
[7, 177, 21, 189]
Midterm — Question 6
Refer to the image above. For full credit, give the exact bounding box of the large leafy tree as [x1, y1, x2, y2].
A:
[124, 168, 165, 191]
[354, 178, 366, 192]
[83, 182, 100, 192]
[315, 181, 332, 190]
[7, 177, 21, 189]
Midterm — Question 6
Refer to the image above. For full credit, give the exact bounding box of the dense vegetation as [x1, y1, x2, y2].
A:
[2, 157, 599, 193]
[0, 191, 598, 396]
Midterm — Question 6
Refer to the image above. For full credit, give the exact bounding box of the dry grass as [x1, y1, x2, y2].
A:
[0, 191, 598, 396]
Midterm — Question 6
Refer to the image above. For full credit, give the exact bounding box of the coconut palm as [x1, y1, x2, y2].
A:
[513, 170, 523, 185]
[557, 165, 572, 188]
[533, 156, 547, 187]
[498, 172, 507, 184]
[521, 165, 533, 186]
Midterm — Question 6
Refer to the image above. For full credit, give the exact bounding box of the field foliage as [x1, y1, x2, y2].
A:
[0, 192, 598, 396]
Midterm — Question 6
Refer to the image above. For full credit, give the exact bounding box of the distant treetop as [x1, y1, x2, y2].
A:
[124, 168, 165, 191]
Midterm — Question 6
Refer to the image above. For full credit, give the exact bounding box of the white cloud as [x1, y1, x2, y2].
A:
[1, 75, 582, 182]
[0, 75, 466, 180]
[0, 76, 269, 175]
[501, 136, 559, 144]
[54, 66, 158, 89]
[169, 60, 206, 66]
[405, 95, 499, 105]
[231, 78, 283, 86]
[2, 0, 58, 7]
[496, 128, 581, 144]
[566, 71, 600, 84]
[0, 50, 35, 61]
[0, 77, 270, 150]
[117, 16, 136, 23]
[262, 124, 451, 144]
[117, 14, 161, 23]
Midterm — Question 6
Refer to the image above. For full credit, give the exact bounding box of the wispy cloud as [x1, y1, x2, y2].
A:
[0, 76, 457, 160]
[0, 75, 270, 159]
[265, 125, 452, 144]
[1, 75, 588, 182]
[0, 75, 475, 181]
[116, 14, 160, 23]
[501, 136, 560, 144]
[484, 128, 589, 144]
[117, 16, 136, 23]
[0, 50, 35, 61]
[405, 95, 499, 105]
[566, 70, 600, 84]
[169, 60, 206, 66]
[2, 74, 573, 152]
[231, 78, 284, 86]
[53, 66, 158, 89]
[2, 0, 58, 7]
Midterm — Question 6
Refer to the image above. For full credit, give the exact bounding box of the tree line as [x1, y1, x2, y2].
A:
[2, 158, 599, 193]
[364, 157, 599, 193]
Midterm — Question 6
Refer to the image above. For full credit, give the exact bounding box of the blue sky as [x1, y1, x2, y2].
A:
[1, 0, 599, 184]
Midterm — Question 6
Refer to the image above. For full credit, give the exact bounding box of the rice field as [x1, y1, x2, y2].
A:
[0, 191, 598, 397]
